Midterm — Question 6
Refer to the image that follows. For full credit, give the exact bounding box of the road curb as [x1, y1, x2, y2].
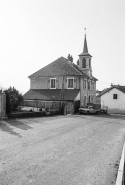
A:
[115, 142, 125, 185]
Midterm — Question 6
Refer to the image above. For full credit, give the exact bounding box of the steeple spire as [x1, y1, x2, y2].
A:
[78, 31, 91, 57]
[83, 34, 88, 53]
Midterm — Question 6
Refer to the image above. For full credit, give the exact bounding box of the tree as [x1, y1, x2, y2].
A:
[4, 86, 24, 114]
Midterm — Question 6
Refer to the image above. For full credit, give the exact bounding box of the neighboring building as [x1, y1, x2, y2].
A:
[98, 85, 125, 114]
[0, 92, 6, 119]
[23, 35, 97, 114]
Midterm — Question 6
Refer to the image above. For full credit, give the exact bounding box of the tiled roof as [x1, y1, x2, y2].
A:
[29, 57, 82, 78]
[98, 85, 125, 97]
[72, 63, 97, 81]
[23, 89, 80, 101]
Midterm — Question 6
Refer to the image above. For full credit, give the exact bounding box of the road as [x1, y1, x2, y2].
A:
[0, 115, 125, 185]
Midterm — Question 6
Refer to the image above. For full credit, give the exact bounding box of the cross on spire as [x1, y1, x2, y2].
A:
[84, 28, 86, 36]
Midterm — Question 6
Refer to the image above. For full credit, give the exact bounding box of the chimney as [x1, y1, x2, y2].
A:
[67, 54, 73, 64]
[111, 83, 113, 87]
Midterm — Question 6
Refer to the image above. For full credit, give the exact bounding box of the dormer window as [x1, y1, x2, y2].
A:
[67, 78, 74, 89]
[82, 58, 86, 68]
[50, 78, 56, 89]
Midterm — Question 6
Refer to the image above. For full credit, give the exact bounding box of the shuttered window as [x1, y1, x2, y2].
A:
[50, 78, 56, 89]
[67, 78, 74, 89]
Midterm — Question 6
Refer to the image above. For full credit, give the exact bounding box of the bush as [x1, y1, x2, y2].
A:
[4, 87, 23, 114]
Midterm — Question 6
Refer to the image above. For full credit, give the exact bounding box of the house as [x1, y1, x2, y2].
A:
[98, 85, 125, 114]
[23, 35, 97, 114]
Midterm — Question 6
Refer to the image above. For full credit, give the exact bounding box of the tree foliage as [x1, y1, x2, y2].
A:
[4, 87, 24, 114]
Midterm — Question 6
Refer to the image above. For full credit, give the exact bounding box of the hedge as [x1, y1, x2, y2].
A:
[7, 111, 46, 119]
[7, 110, 61, 119]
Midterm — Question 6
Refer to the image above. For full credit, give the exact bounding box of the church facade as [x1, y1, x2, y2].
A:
[23, 35, 97, 113]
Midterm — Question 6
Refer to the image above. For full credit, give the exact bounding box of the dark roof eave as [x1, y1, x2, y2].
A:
[78, 53, 92, 57]
[28, 74, 83, 79]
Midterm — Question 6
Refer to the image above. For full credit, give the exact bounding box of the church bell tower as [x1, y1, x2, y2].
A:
[77, 34, 92, 77]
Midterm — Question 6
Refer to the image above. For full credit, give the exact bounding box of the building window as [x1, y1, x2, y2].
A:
[88, 80, 91, 90]
[87, 95, 91, 104]
[82, 58, 86, 68]
[84, 96, 86, 105]
[92, 81, 94, 90]
[83, 79, 87, 89]
[67, 78, 74, 89]
[113, 94, 117, 99]
[50, 78, 56, 89]
[91, 95, 94, 103]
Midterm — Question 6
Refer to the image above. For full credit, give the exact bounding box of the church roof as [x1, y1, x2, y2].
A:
[29, 57, 83, 78]
[29, 56, 97, 81]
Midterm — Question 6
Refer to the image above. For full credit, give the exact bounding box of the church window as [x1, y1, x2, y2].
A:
[83, 79, 87, 89]
[88, 80, 91, 90]
[92, 81, 94, 90]
[82, 58, 86, 68]
[91, 95, 94, 103]
[87, 95, 91, 104]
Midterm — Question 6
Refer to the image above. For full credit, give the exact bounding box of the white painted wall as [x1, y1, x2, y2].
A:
[101, 88, 125, 114]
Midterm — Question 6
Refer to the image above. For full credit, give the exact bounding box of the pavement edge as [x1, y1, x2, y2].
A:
[115, 142, 125, 185]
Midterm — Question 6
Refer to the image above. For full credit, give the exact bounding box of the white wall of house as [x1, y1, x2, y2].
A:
[101, 88, 125, 114]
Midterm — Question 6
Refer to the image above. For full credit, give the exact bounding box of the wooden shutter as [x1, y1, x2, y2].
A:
[74, 78, 77, 89]
[48, 79, 50, 89]
[56, 79, 58, 89]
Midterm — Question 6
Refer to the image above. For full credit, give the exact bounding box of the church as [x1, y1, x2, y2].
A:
[23, 35, 97, 114]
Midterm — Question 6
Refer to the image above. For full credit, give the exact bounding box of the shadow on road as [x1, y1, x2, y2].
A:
[0, 121, 22, 138]
[6, 119, 33, 130]
[75, 113, 125, 120]
[93, 114, 125, 120]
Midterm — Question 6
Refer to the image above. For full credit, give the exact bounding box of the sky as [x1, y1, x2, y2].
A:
[0, 0, 125, 94]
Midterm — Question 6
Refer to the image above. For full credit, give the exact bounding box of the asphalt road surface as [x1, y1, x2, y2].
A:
[0, 114, 125, 185]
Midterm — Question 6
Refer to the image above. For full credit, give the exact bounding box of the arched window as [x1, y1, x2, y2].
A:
[89, 96, 91, 103]
[82, 58, 86, 68]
